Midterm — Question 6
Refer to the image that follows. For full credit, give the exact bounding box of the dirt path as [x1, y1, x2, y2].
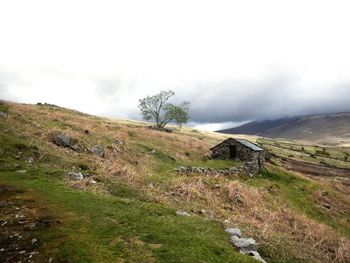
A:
[280, 158, 350, 178]
[0, 184, 60, 263]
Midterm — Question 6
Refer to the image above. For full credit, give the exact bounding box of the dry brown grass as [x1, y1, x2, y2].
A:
[4, 102, 350, 263]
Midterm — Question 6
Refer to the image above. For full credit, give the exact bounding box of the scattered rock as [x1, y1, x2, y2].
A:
[51, 132, 79, 150]
[0, 111, 7, 118]
[149, 149, 156, 154]
[247, 251, 267, 263]
[225, 228, 241, 237]
[27, 157, 34, 164]
[31, 238, 38, 244]
[230, 236, 257, 253]
[176, 211, 191, 216]
[225, 226, 267, 263]
[88, 178, 97, 184]
[90, 145, 105, 158]
[67, 172, 84, 180]
[114, 139, 124, 145]
[323, 203, 331, 209]
[199, 209, 206, 214]
[16, 170, 27, 174]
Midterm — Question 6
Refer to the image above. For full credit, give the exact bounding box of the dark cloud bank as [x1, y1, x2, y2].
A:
[176, 74, 350, 124]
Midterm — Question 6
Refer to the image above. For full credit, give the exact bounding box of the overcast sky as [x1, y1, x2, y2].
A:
[1, 0, 350, 131]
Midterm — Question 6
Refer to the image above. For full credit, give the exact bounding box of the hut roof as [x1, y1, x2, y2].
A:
[210, 138, 264, 152]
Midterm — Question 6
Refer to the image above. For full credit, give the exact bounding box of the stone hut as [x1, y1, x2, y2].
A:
[210, 138, 265, 170]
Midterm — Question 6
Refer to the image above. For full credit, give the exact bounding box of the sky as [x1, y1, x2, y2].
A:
[1, 0, 350, 131]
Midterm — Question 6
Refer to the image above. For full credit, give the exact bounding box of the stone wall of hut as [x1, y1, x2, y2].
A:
[211, 139, 265, 170]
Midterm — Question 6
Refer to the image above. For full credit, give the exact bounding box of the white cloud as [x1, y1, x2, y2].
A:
[1, 0, 350, 129]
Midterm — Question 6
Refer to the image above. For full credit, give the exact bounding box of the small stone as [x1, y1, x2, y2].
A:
[247, 251, 267, 263]
[323, 203, 331, 209]
[0, 112, 7, 118]
[27, 157, 34, 164]
[88, 179, 97, 184]
[31, 238, 38, 244]
[16, 170, 27, 174]
[19, 250, 26, 254]
[48, 258, 53, 263]
[90, 145, 105, 158]
[68, 172, 84, 180]
[0, 248, 5, 252]
[225, 228, 242, 237]
[176, 211, 191, 216]
[115, 139, 124, 145]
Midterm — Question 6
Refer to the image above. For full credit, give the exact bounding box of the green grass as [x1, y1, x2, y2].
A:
[241, 168, 350, 237]
[0, 104, 9, 113]
[0, 166, 255, 263]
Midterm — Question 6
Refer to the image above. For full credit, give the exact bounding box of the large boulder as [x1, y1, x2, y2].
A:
[90, 145, 105, 157]
[52, 132, 78, 149]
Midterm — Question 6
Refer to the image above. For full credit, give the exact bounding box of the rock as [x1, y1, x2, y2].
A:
[48, 258, 54, 263]
[90, 145, 105, 157]
[149, 149, 156, 154]
[16, 170, 27, 174]
[88, 178, 97, 184]
[52, 132, 78, 149]
[247, 251, 267, 263]
[27, 157, 34, 164]
[114, 139, 124, 145]
[225, 228, 242, 237]
[176, 211, 191, 216]
[235, 190, 243, 204]
[323, 203, 331, 209]
[199, 209, 206, 214]
[68, 172, 84, 180]
[230, 236, 257, 253]
[31, 238, 38, 244]
[0, 112, 7, 118]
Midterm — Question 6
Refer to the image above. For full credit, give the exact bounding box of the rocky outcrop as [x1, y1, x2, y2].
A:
[225, 227, 266, 263]
[51, 132, 79, 150]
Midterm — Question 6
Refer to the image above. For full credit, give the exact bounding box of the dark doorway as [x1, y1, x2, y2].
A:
[229, 145, 237, 159]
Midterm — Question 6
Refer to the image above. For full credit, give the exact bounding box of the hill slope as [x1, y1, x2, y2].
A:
[0, 101, 349, 263]
[217, 113, 350, 146]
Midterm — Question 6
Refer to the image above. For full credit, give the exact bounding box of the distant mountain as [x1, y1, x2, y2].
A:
[217, 112, 350, 145]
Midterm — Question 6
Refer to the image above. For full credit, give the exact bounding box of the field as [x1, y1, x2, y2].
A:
[0, 101, 350, 263]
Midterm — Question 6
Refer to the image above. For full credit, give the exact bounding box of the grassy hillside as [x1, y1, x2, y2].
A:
[1, 101, 350, 263]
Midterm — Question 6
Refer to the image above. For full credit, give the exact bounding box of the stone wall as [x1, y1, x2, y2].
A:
[210, 139, 265, 171]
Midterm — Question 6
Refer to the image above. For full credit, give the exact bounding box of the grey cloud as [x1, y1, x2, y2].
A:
[175, 73, 350, 123]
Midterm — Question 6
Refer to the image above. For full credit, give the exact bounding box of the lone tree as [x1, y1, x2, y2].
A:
[138, 90, 190, 129]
